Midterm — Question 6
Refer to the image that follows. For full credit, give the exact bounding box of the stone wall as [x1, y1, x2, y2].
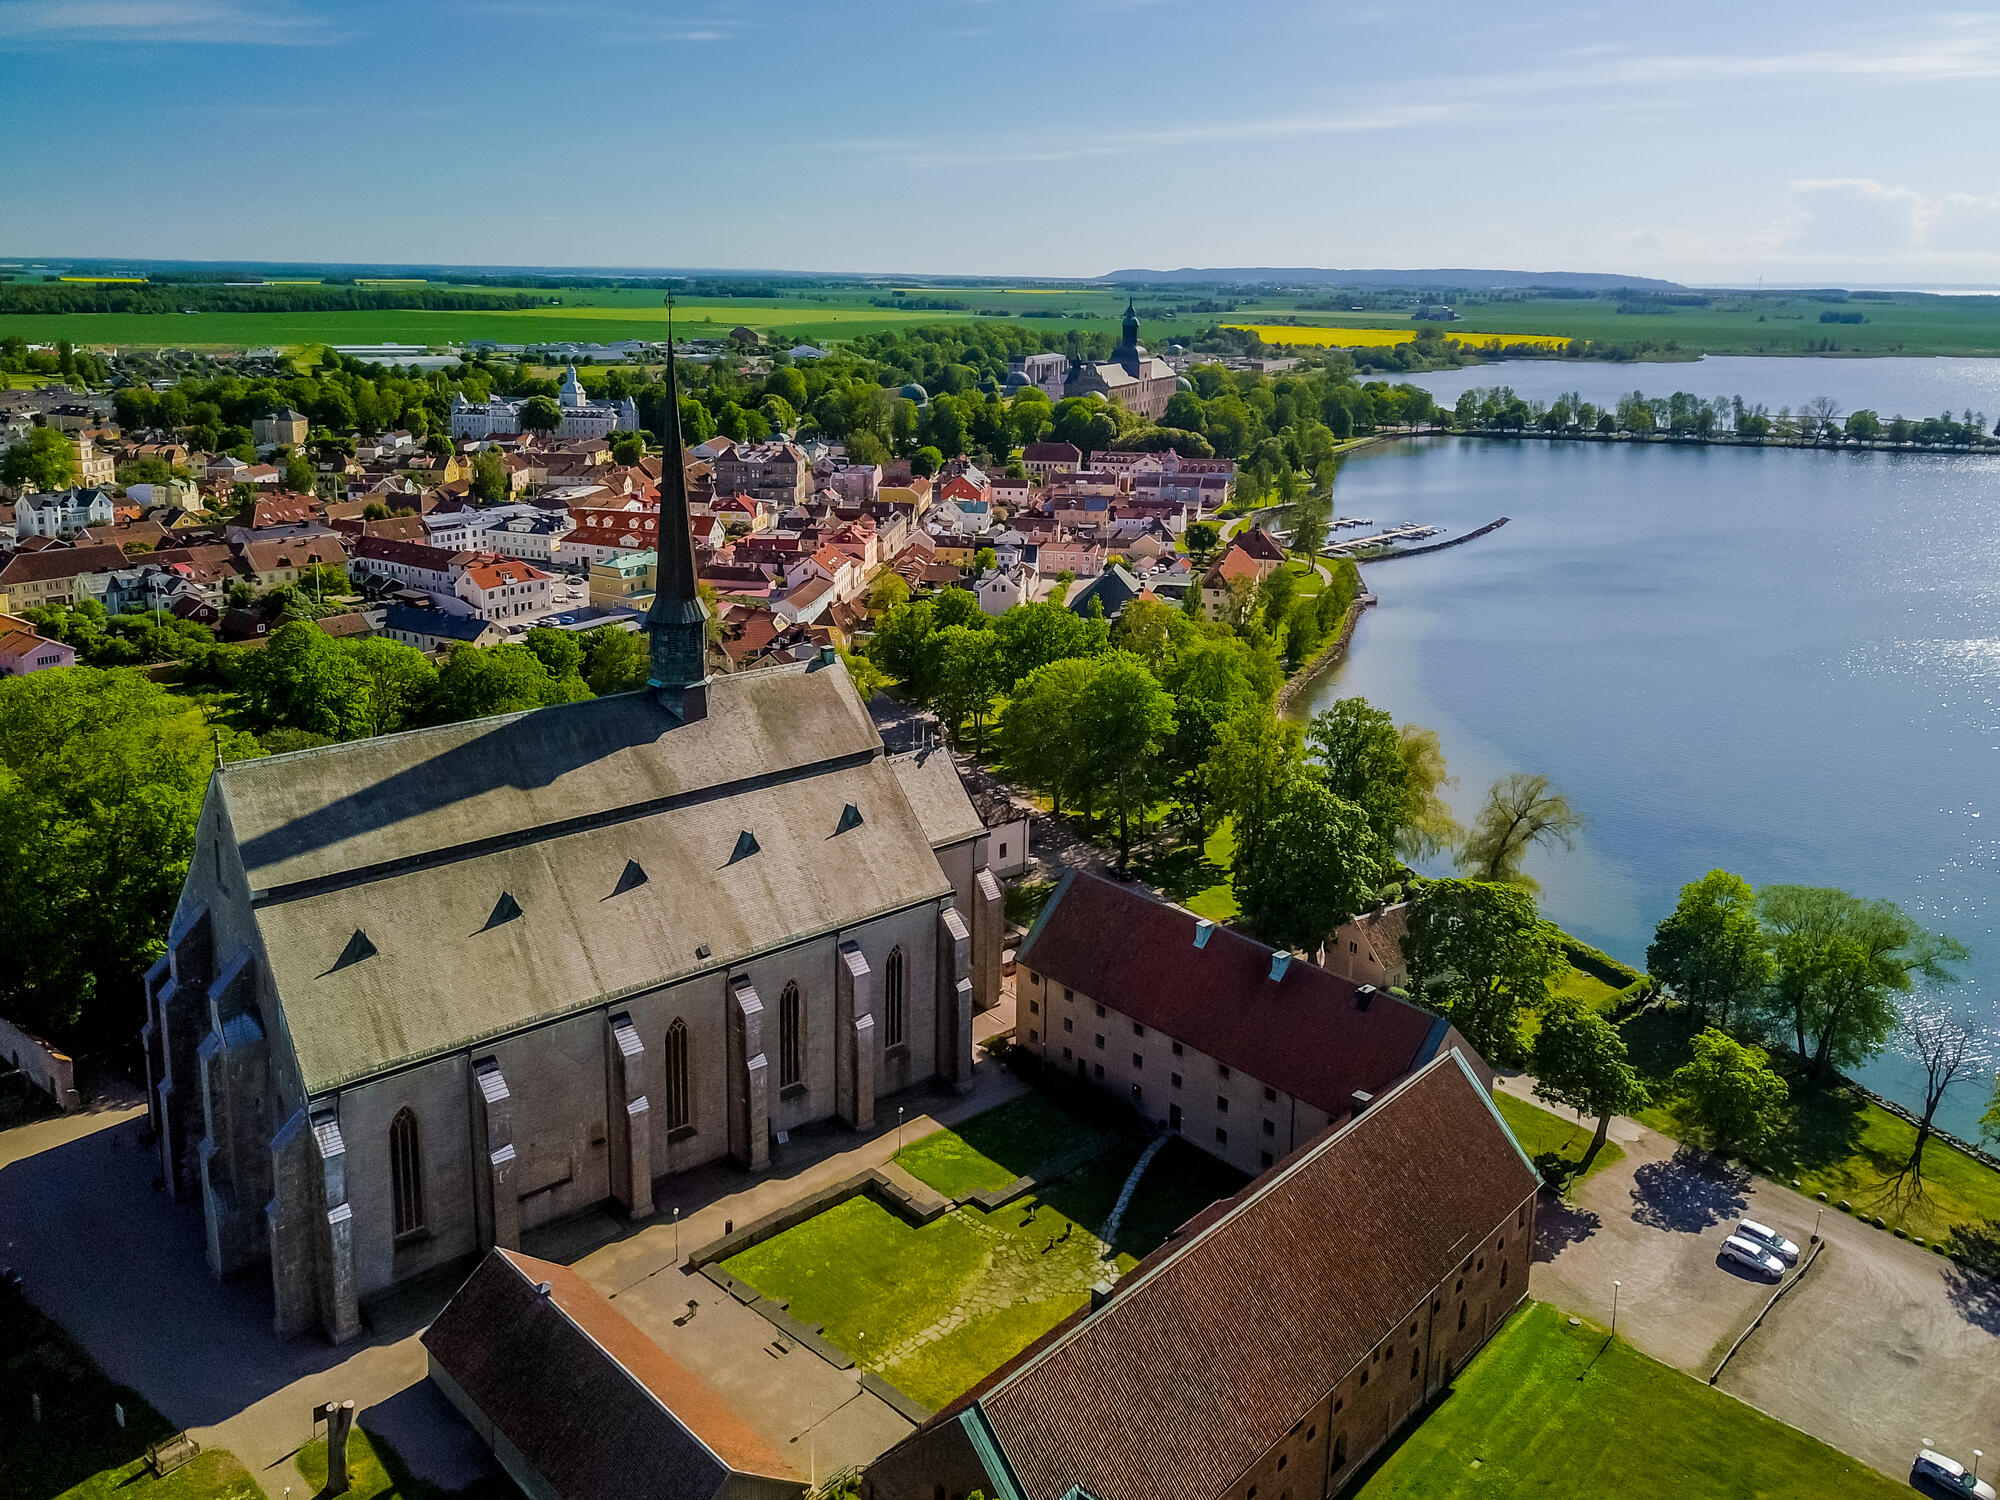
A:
[0, 1015, 79, 1111]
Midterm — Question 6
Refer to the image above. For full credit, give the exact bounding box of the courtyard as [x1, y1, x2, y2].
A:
[722, 1089, 1244, 1410]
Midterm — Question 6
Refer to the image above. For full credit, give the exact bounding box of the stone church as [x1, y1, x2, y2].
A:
[141, 349, 1003, 1343]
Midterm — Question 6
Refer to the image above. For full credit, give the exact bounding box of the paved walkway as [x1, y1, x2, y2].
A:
[0, 1052, 1026, 1500]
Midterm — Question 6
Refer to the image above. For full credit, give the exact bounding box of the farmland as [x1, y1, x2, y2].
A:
[1224, 324, 1570, 352]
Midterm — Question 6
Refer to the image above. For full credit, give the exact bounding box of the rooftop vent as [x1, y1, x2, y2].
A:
[329, 929, 376, 973]
[1089, 1278, 1116, 1312]
[835, 803, 864, 835]
[1351, 1088, 1375, 1110]
[482, 892, 523, 930]
[612, 859, 648, 897]
[1193, 919, 1214, 950]
[1269, 950, 1292, 983]
[695, 943, 711, 962]
[728, 830, 760, 864]
[536, 1281, 553, 1298]
[1355, 984, 1376, 1012]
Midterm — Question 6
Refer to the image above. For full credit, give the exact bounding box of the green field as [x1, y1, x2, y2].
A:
[1356, 1301, 1904, 1498]
[725, 1094, 1242, 1409]
[1493, 1089, 1624, 1190]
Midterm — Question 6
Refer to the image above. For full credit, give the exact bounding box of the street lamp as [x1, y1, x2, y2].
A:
[673, 1206, 680, 1264]
[1813, 1206, 1825, 1243]
[1974, 1451, 1984, 1483]
[897, 1105, 906, 1159]
[1611, 1280, 1622, 1338]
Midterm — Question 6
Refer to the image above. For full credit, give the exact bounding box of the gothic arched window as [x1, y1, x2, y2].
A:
[665, 1018, 691, 1130]
[390, 1107, 424, 1238]
[884, 946, 906, 1049]
[780, 982, 803, 1088]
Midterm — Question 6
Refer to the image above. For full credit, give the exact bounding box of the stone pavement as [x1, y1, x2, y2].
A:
[0, 1051, 1026, 1500]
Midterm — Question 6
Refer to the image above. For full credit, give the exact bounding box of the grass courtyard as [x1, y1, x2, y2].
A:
[1356, 1301, 1905, 1499]
[723, 1090, 1244, 1410]
[0, 1281, 258, 1500]
[1492, 1090, 1625, 1191]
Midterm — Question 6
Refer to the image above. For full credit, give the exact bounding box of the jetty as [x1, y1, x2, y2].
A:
[1356, 515, 1510, 561]
[1325, 521, 1443, 554]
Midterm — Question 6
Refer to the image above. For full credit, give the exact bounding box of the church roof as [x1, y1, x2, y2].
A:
[216, 661, 956, 1093]
[889, 746, 985, 848]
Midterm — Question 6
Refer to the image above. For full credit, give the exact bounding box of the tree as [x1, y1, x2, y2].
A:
[867, 599, 938, 699]
[911, 445, 943, 478]
[1158, 634, 1259, 836]
[931, 586, 984, 633]
[345, 636, 437, 738]
[931, 626, 1003, 747]
[428, 641, 589, 722]
[1672, 1028, 1790, 1155]
[992, 599, 1101, 687]
[470, 447, 510, 504]
[1403, 879, 1564, 1064]
[1532, 997, 1648, 1164]
[1, 426, 76, 493]
[1758, 885, 1967, 1085]
[580, 624, 648, 696]
[1183, 520, 1220, 563]
[1395, 724, 1460, 861]
[1201, 705, 1304, 871]
[523, 625, 586, 684]
[1455, 772, 1583, 891]
[1307, 697, 1407, 851]
[1109, 596, 1179, 670]
[611, 432, 647, 465]
[1894, 999, 1995, 1183]
[1235, 780, 1384, 956]
[239, 621, 373, 740]
[1647, 870, 1769, 1029]
[0, 669, 260, 1041]
[1291, 487, 1332, 561]
[282, 450, 317, 492]
[519, 396, 563, 432]
[1072, 652, 1176, 867]
[865, 570, 911, 614]
[997, 656, 1095, 816]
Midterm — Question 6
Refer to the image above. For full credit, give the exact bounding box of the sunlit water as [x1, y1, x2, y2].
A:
[1302, 431, 2000, 1132]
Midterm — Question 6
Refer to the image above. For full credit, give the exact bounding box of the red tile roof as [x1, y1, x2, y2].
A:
[918, 1053, 1537, 1500]
[1016, 872, 1475, 1120]
[464, 554, 548, 590]
[0, 542, 127, 585]
[422, 1249, 795, 1500]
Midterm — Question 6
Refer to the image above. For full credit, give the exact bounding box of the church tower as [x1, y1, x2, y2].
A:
[644, 328, 711, 720]
[1117, 298, 1141, 372]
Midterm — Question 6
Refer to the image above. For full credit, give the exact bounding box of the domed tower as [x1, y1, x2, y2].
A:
[1121, 298, 1140, 353]
[558, 364, 587, 410]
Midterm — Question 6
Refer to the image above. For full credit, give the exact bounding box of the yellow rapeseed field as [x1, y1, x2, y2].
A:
[1222, 324, 1569, 352]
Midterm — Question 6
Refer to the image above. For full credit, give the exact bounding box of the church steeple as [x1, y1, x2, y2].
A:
[644, 305, 711, 719]
[1121, 298, 1140, 352]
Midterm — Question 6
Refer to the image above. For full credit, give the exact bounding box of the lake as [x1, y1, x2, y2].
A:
[1301, 429, 2000, 1132]
[1402, 354, 2000, 426]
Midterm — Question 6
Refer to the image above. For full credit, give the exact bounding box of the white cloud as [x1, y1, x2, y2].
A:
[0, 0, 330, 43]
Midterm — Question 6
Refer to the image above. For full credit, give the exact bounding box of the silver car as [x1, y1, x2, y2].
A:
[1912, 1449, 1996, 1500]
[1736, 1218, 1801, 1263]
[1720, 1234, 1785, 1279]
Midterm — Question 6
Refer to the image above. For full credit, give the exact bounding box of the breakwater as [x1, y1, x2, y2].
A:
[1355, 516, 1509, 562]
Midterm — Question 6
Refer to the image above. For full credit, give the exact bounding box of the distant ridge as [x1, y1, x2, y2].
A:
[1102, 266, 1685, 293]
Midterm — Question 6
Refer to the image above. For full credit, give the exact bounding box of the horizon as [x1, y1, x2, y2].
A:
[3, 1, 1997, 285]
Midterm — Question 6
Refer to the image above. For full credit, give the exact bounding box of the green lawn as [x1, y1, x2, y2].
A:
[1618, 1005, 2000, 1244]
[294, 1424, 509, 1500]
[2, 1281, 257, 1500]
[727, 1104, 1243, 1409]
[1180, 818, 1239, 921]
[894, 1090, 1127, 1199]
[1356, 1302, 1905, 1499]
[1546, 964, 1622, 1013]
[1493, 1090, 1624, 1191]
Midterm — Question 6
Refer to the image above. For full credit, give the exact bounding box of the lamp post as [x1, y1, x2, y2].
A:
[1611, 1280, 1621, 1338]
[673, 1206, 680, 1264]
[1975, 1451, 1984, 1483]
[1812, 1206, 1824, 1243]
[897, 1105, 905, 1159]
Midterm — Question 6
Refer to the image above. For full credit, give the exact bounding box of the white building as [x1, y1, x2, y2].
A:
[449, 366, 640, 441]
[455, 553, 554, 622]
[423, 503, 575, 565]
[14, 486, 116, 539]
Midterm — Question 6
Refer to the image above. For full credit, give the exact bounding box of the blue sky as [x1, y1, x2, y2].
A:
[3, 0, 1999, 285]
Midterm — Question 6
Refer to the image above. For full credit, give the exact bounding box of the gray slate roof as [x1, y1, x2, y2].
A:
[220, 662, 959, 1094]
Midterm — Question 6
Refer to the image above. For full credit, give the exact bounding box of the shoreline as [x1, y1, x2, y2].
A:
[1405, 427, 1998, 456]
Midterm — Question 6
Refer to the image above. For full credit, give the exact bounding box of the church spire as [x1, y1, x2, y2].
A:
[644, 298, 711, 718]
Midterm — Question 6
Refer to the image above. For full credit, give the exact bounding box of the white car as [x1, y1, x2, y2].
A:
[1736, 1218, 1800, 1263]
[1912, 1449, 1996, 1500]
[1720, 1234, 1785, 1280]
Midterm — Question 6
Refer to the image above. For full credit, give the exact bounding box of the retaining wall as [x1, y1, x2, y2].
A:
[0, 1016, 80, 1111]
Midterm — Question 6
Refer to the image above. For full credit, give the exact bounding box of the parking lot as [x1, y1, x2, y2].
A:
[1532, 1117, 2000, 1481]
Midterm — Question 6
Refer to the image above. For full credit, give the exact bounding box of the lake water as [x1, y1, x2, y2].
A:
[1402, 354, 2000, 425]
[1302, 427, 2000, 1132]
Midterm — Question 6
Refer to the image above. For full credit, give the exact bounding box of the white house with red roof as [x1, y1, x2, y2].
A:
[455, 553, 553, 622]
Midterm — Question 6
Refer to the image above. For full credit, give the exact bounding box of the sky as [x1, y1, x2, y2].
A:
[3, 0, 2000, 286]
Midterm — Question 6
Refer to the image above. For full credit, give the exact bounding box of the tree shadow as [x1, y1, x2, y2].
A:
[1628, 1148, 1749, 1233]
[1533, 1195, 1602, 1261]
[1940, 1266, 2000, 1335]
[1127, 836, 1227, 906]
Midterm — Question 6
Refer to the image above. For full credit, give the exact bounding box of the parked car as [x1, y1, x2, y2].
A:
[1736, 1218, 1801, 1263]
[1720, 1234, 1785, 1280]
[1912, 1449, 1996, 1500]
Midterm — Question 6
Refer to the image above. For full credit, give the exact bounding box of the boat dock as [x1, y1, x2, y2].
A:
[1325, 522, 1443, 554]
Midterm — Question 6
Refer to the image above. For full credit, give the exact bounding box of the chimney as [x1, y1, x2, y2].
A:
[1192, 919, 1214, 950]
[1269, 951, 1292, 982]
[1089, 1278, 1116, 1312]
[1355, 984, 1376, 1011]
